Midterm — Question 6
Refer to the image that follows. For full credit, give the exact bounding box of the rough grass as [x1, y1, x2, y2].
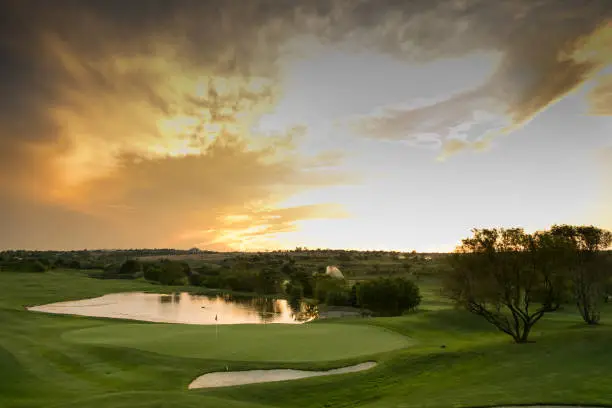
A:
[2, 270, 612, 408]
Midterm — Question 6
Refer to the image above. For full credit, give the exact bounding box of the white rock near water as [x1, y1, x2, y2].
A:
[325, 265, 344, 279]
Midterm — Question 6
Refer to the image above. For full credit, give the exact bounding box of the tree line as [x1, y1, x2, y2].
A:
[443, 225, 612, 343]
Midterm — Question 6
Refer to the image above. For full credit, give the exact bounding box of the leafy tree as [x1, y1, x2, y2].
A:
[143, 263, 160, 282]
[325, 289, 351, 306]
[68, 260, 81, 269]
[349, 284, 359, 307]
[357, 277, 420, 316]
[158, 261, 188, 286]
[550, 225, 612, 324]
[287, 283, 304, 315]
[282, 262, 314, 297]
[443, 228, 567, 343]
[313, 275, 347, 303]
[119, 259, 142, 275]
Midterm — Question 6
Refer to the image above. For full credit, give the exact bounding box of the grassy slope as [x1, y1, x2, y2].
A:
[2, 270, 612, 408]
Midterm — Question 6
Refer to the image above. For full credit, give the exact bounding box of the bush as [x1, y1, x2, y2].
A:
[158, 261, 188, 286]
[103, 263, 120, 276]
[325, 289, 351, 306]
[188, 271, 204, 286]
[223, 271, 259, 292]
[0, 260, 47, 273]
[314, 276, 347, 304]
[119, 259, 142, 275]
[357, 277, 421, 316]
[143, 264, 161, 282]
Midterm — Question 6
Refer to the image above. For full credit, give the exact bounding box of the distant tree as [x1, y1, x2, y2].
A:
[119, 259, 142, 275]
[313, 275, 347, 304]
[188, 270, 204, 286]
[550, 225, 612, 324]
[103, 263, 121, 276]
[325, 288, 351, 306]
[357, 277, 420, 316]
[281, 262, 314, 297]
[443, 228, 567, 343]
[257, 267, 282, 294]
[287, 283, 304, 315]
[158, 261, 188, 286]
[143, 263, 160, 282]
[349, 284, 359, 307]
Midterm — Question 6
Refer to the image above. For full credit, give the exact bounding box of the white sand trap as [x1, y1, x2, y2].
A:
[188, 361, 377, 389]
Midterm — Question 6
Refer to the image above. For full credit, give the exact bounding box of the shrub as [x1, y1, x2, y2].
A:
[143, 264, 161, 282]
[119, 259, 142, 275]
[358, 277, 421, 316]
[314, 276, 347, 304]
[325, 289, 351, 306]
[156, 261, 188, 286]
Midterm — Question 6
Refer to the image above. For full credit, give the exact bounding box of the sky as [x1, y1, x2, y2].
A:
[1, 0, 611, 252]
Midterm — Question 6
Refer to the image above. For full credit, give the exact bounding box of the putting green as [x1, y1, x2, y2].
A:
[64, 323, 412, 362]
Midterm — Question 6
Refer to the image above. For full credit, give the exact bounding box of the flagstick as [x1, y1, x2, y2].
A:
[215, 314, 218, 340]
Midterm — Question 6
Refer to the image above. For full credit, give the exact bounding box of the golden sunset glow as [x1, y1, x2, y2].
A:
[1, 1, 611, 251]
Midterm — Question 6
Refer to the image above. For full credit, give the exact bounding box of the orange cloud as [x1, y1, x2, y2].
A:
[586, 74, 612, 115]
[2, 0, 612, 250]
[0, 2, 354, 250]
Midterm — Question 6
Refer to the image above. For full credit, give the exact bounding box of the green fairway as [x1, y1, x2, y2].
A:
[3, 270, 612, 408]
[64, 323, 411, 362]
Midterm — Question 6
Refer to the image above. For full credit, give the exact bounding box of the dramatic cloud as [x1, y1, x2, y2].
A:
[349, 0, 612, 151]
[1, 0, 611, 250]
[587, 74, 612, 115]
[0, 0, 354, 249]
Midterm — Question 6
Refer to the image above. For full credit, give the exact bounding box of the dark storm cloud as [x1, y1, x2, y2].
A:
[345, 0, 612, 147]
[1, 0, 611, 249]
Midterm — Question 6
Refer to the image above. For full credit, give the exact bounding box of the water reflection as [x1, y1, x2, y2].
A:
[29, 292, 318, 325]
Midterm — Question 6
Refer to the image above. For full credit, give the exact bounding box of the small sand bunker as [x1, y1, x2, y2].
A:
[188, 361, 377, 389]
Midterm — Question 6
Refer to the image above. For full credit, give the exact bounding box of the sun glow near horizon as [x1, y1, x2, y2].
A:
[2, 1, 612, 251]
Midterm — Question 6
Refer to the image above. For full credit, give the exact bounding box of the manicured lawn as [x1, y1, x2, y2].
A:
[2, 270, 612, 408]
[64, 323, 411, 362]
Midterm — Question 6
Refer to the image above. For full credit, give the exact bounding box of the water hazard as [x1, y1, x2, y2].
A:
[27, 292, 318, 325]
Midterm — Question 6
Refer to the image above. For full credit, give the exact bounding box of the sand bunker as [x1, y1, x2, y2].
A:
[188, 361, 377, 389]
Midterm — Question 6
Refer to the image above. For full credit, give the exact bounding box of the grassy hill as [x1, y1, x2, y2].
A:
[1, 269, 612, 407]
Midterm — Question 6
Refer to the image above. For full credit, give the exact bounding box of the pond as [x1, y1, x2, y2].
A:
[27, 292, 318, 325]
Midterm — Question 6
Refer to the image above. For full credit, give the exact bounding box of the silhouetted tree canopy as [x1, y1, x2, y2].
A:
[550, 225, 612, 324]
[357, 277, 421, 316]
[443, 228, 569, 343]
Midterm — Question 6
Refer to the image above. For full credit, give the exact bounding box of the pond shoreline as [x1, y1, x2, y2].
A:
[26, 291, 318, 325]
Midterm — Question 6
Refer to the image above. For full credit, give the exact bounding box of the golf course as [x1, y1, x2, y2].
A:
[2, 269, 612, 408]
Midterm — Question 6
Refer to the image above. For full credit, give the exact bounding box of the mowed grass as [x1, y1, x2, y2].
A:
[64, 323, 411, 362]
[2, 270, 612, 408]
